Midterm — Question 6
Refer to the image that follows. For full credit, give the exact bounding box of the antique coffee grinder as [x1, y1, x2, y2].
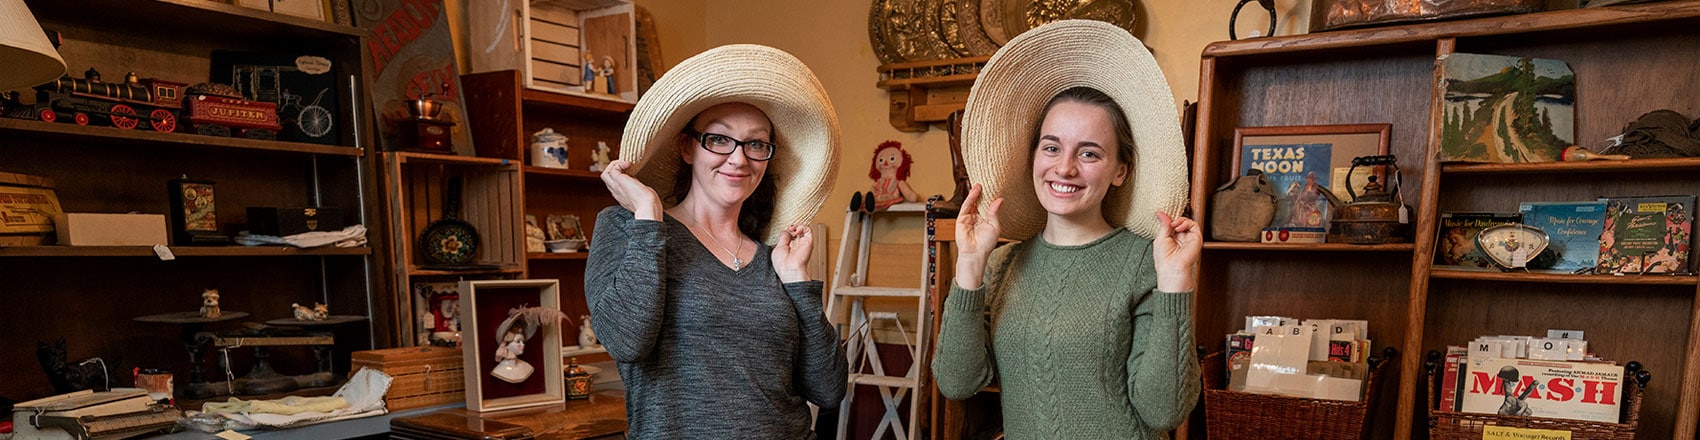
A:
[397, 88, 455, 153]
[1327, 155, 1413, 244]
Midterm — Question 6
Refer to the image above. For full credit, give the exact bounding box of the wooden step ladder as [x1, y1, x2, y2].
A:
[828, 201, 938, 440]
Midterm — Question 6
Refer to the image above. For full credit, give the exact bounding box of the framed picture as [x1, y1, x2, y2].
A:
[544, 214, 585, 241]
[1231, 124, 1392, 230]
[458, 279, 564, 412]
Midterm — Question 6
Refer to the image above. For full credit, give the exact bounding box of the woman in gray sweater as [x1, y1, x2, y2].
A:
[585, 44, 846, 439]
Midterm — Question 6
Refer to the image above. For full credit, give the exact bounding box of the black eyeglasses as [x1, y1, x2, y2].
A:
[688, 130, 777, 161]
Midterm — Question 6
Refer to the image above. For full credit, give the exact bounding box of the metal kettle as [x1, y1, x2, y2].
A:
[1326, 155, 1413, 244]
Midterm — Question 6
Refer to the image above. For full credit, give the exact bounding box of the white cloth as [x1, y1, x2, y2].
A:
[214, 367, 393, 429]
[234, 225, 367, 248]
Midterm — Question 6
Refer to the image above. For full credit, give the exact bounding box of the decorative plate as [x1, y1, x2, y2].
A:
[1474, 223, 1550, 270]
[421, 223, 479, 266]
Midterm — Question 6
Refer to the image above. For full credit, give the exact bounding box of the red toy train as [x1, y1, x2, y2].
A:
[3, 67, 282, 140]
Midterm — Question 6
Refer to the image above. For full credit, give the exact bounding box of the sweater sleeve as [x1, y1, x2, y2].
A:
[1125, 289, 1202, 432]
[929, 246, 1012, 400]
[784, 281, 848, 407]
[584, 206, 668, 363]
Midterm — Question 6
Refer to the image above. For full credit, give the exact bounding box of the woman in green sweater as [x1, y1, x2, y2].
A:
[930, 20, 1202, 439]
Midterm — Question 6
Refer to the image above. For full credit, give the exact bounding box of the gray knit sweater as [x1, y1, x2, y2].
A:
[586, 206, 848, 439]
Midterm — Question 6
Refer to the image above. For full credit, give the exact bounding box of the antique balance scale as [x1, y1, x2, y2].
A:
[134, 309, 366, 398]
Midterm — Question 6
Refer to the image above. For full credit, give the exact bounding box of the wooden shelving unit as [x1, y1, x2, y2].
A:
[1441, 156, 1700, 174]
[0, 246, 371, 257]
[523, 166, 602, 181]
[1, 0, 388, 402]
[527, 252, 589, 260]
[1190, 2, 1700, 438]
[1202, 242, 1417, 252]
[0, 118, 364, 157]
[378, 69, 626, 365]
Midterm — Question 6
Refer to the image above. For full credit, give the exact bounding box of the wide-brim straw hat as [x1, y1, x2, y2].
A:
[962, 19, 1189, 241]
[619, 44, 840, 245]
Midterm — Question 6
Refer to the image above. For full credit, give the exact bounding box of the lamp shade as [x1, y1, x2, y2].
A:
[0, 0, 66, 90]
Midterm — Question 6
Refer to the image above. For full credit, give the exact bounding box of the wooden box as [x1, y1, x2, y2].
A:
[467, 0, 637, 103]
[351, 346, 466, 411]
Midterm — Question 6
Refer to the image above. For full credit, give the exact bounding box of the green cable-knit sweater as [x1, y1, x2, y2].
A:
[930, 228, 1201, 440]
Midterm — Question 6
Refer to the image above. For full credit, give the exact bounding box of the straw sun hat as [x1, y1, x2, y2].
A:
[962, 19, 1189, 241]
[619, 44, 841, 245]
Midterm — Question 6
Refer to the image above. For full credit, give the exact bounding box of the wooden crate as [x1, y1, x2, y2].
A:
[352, 346, 466, 411]
[467, 0, 637, 103]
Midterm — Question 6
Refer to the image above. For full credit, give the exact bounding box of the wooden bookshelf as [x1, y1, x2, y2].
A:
[25, 0, 366, 40]
[0, 246, 370, 257]
[524, 166, 603, 181]
[1203, 242, 1417, 252]
[1430, 268, 1700, 286]
[1441, 157, 1700, 174]
[527, 252, 589, 260]
[1189, 2, 1700, 438]
[0, 118, 363, 157]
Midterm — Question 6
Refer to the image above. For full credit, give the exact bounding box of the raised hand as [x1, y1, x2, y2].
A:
[1152, 211, 1202, 293]
[600, 160, 662, 221]
[771, 224, 814, 283]
[954, 183, 1003, 290]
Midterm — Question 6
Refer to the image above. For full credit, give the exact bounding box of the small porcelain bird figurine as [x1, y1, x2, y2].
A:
[1562, 146, 1631, 161]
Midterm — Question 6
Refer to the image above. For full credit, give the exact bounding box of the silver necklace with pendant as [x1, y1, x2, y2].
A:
[680, 213, 744, 270]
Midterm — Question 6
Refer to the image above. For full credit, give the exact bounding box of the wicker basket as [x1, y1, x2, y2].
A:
[1425, 356, 1649, 440]
[1200, 350, 1395, 440]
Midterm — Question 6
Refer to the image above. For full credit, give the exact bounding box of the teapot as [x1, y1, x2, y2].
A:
[1326, 155, 1413, 244]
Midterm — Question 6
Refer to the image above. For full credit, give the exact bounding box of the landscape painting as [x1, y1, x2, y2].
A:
[1437, 53, 1575, 163]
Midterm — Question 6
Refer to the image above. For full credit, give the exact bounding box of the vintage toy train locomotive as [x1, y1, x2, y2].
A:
[4, 67, 282, 140]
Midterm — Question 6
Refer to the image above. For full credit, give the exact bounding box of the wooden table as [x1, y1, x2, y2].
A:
[391, 390, 627, 439]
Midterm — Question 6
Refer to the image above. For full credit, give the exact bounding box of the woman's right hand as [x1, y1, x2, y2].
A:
[600, 160, 662, 221]
[954, 183, 1002, 290]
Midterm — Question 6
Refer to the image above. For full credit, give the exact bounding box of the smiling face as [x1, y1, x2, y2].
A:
[1031, 100, 1129, 225]
[678, 102, 773, 210]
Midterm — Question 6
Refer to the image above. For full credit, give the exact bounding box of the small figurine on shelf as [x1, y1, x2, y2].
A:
[868, 141, 918, 210]
[291, 302, 329, 321]
[600, 55, 617, 95]
[582, 53, 597, 94]
[489, 305, 567, 384]
[578, 314, 598, 350]
[530, 128, 569, 169]
[199, 289, 221, 319]
[589, 141, 611, 172]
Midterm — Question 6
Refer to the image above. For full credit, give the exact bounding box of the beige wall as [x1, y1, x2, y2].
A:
[443, 0, 1322, 237]
[440, 0, 1321, 337]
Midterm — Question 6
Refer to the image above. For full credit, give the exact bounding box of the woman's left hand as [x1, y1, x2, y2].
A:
[772, 224, 813, 283]
[1152, 211, 1201, 293]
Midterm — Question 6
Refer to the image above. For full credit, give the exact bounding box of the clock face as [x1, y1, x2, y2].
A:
[1475, 224, 1550, 269]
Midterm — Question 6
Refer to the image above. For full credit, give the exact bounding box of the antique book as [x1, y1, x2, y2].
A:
[1598, 195, 1695, 274]
[1459, 358, 1623, 423]
[1435, 212, 1522, 268]
[1519, 201, 1607, 273]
